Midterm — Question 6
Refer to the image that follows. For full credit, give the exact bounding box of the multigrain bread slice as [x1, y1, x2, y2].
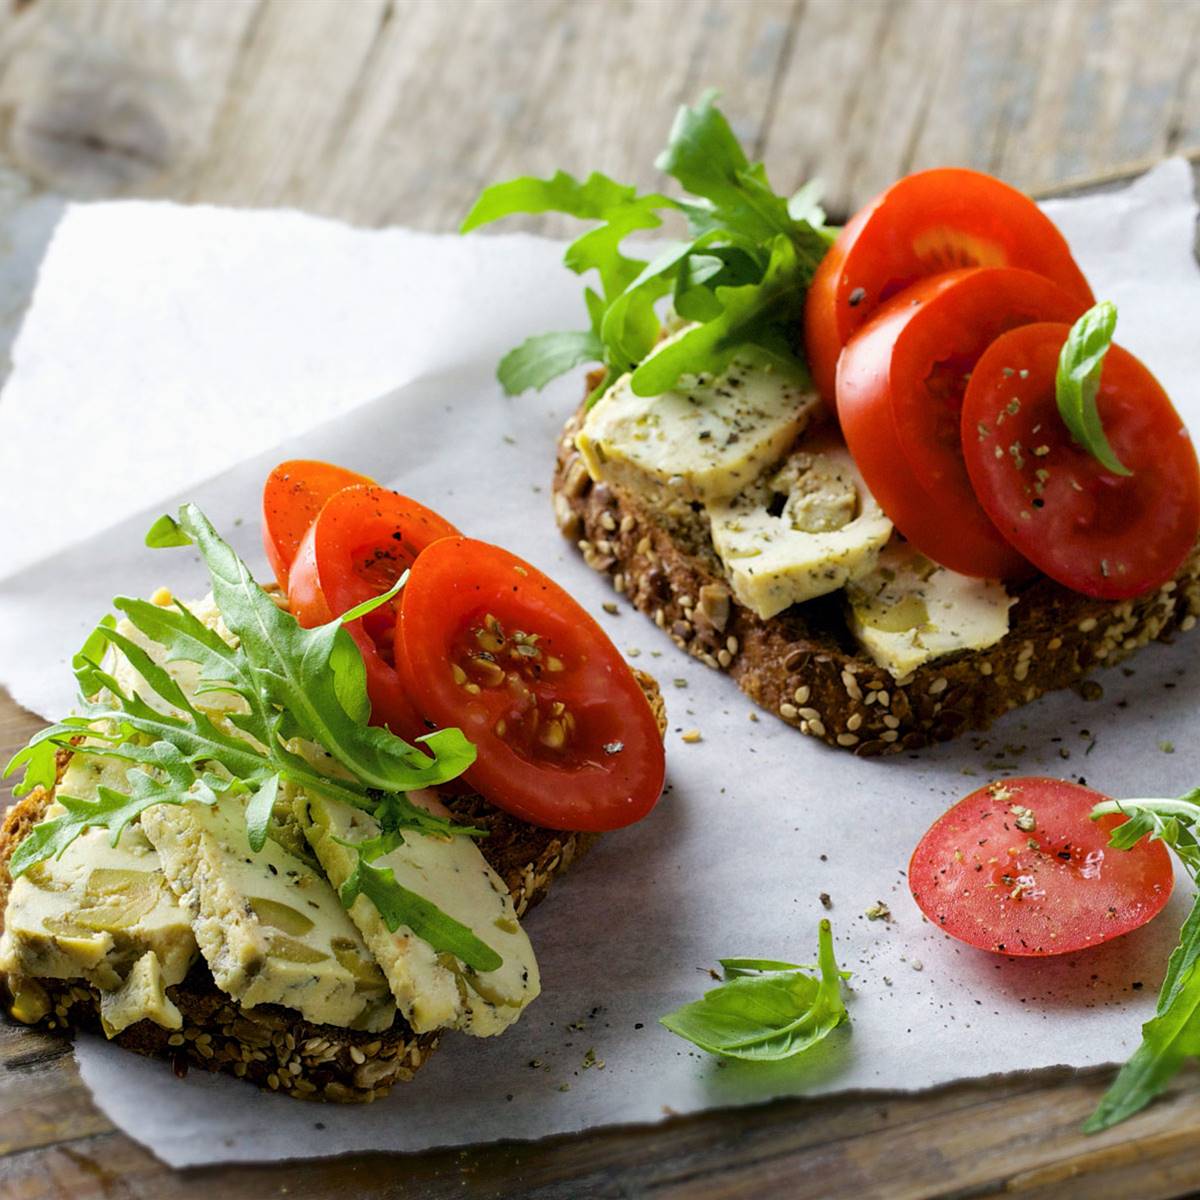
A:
[553, 405, 1200, 757]
[0, 671, 667, 1102]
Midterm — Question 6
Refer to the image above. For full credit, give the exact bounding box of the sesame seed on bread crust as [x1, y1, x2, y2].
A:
[552, 404, 1200, 756]
[0, 670, 668, 1102]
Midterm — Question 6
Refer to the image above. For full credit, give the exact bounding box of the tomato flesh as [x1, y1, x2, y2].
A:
[262, 460, 374, 589]
[909, 777, 1173, 956]
[836, 267, 1087, 577]
[805, 168, 1094, 403]
[287, 484, 460, 741]
[962, 324, 1200, 600]
[396, 537, 665, 832]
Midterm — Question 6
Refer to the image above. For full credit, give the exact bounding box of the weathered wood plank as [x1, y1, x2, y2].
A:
[1, 0, 1196, 227]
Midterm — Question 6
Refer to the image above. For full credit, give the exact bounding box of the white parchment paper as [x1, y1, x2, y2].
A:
[0, 163, 1197, 1167]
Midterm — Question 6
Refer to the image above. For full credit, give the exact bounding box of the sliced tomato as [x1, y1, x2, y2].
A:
[395, 537, 665, 832]
[263, 460, 374, 589]
[836, 267, 1088, 577]
[287, 484, 460, 742]
[962, 324, 1200, 600]
[909, 777, 1173, 956]
[804, 169, 1094, 402]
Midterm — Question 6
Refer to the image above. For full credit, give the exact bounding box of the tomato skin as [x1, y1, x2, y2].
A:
[287, 484, 460, 742]
[805, 169, 1094, 403]
[396, 537, 665, 832]
[262, 460, 374, 590]
[909, 777, 1173, 957]
[962, 324, 1200, 600]
[836, 267, 1088, 578]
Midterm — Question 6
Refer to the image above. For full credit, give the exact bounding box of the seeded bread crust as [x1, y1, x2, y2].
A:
[553, 406, 1200, 756]
[0, 671, 667, 1102]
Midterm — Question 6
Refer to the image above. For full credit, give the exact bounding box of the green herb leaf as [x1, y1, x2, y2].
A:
[463, 92, 830, 399]
[497, 330, 604, 396]
[244, 772, 281, 854]
[10, 741, 224, 878]
[5, 507, 492, 971]
[145, 514, 193, 548]
[1056, 301, 1132, 477]
[660, 919, 848, 1061]
[1085, 792, 1200, 1130]
[340, 854, 502, 974]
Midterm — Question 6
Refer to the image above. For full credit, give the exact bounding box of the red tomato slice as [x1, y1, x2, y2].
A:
[263, 460, 374, 589]
[962, 324, 1200, 600]
[287, 484, 460, 742]
[836, 267, 1088, 577]
[909, 777, 1173, 956]
[395, 537, 665, 832]
[805, 168, 1095, 403]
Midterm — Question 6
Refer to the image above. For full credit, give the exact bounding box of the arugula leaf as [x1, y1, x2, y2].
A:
[463, 91, 831, 400]
[1085, 792, 1200, 1129]
[10, 741, 225, 878]
[340, 854, 501, 974]
[176, 504, 475, 792]
[498, 330, 604, 395]
[660, 919, 848, 1061]
[145, 514, 193, 548]
[1056, 301, 1131, 477]
[4, 506, 497, 970]
[630, 235, 809, 397]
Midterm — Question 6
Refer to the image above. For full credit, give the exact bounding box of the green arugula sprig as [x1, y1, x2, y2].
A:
[462, 90, 833, 402]
[1056, 301, 1132, 477]
[660, 919, 849, 1061]
[3, 504, 502, 972]
[1085, 790, 1200, 1130]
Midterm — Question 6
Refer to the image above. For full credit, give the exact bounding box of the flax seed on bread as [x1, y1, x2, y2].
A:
[553, 404, 1200, 756]
[0, 672, 667, 1102]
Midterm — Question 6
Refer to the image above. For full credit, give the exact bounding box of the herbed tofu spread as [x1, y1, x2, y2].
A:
[0, 597, 540, 1041]
[578, 329, 1015, 677]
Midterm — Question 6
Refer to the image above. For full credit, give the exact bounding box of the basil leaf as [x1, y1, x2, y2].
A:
[498, 330, 604, 396]
[661, 919, 848, 1061]
[1056, 301, 1131, 477]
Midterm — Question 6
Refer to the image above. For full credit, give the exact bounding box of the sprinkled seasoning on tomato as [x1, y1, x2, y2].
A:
[962, 323, 1200, 600]
[396, 538, 665, 832]
[836, 267, 1087, 578]
[909, 777, 1174, 956]
[262, 459, 374, 590]
[805, 168, 1094, 404]
[287, 484, 460, 742]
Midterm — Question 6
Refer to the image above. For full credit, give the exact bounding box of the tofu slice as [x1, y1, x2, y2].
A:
[708, 438, 893, 618]
[302, 791, 540, 1038]
[846, 542, 1014, 678]
[141, 793, 396, 1032]
[577, 331, 823, 506]
[0, 755, 197, 997]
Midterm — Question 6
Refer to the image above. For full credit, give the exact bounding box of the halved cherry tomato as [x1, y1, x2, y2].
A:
[262, 460, 374, 589]
[804, 169, 1095, 402]
[288, 485, 460, 741]
[395, 537, 665, 832]
[962, 324, 1200, 600]
[909, 777, 1173, 956]
[836, 267, 1088, 577]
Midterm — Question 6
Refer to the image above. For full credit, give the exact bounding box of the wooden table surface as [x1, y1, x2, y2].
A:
[1, 1, 1200, 1196]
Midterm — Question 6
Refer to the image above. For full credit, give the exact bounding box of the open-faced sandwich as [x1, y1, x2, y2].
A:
[0, 462, 666, 1101]
[465, 93, 1200, 755]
